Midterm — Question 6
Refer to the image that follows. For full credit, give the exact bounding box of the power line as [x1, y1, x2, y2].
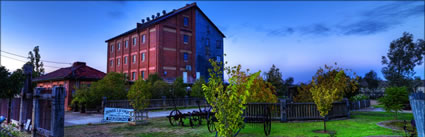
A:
[1, 55, 64, 69]
[0, 50, 72, 65]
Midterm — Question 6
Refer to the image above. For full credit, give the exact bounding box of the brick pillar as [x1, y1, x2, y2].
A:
[32, 88, 43, 137]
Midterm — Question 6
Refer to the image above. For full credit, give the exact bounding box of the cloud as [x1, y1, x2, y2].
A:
[107, 11, 126, 19]
[340, 2, 424, 35]
[299, 24, 331, 36]
[267, 27, 295, 36]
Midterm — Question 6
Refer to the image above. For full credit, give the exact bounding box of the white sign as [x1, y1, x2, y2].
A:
[104, 107, 134, 122]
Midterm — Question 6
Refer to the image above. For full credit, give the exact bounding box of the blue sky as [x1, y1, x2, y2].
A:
[1, 1, 424, 83]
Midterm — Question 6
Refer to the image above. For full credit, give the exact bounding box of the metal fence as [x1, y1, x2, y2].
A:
[409, 93, 424, 137]
[104, 97, 208, 110]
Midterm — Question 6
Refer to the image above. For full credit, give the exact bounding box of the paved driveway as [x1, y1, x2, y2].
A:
[65, 108, 199, 127]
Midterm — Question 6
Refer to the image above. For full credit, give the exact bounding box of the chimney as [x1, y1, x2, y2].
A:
[156, 12, 160, 18]
[162, 10, 166, 15]
[141, 19, 145, 23]
[147, 17, 150, 21]
[72, 62, 86, 67]
[151, 15, 155, 19]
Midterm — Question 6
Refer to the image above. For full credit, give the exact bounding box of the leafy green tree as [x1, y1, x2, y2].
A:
[146, 73, 162, 84]
[382, 32, 425, 88]
[0, 67, 25, 123]
[378, 86, 409, 120]
[71, 84, 91, 112]
[151, 80, 170, 98]
[248, 75, 277, 103]
[203, 59, 260, 137]
[190, 77, 206, 98]
[72, 72, 128, 111]
[309, 63, 357, 132]
[293, 82, 314, 102]
[128, 79, 152, 111]
[171, 77, 186, 98]
[363, 70, 380, 92]
[27, 46, 45, 77]
[264, 65, 285, 96]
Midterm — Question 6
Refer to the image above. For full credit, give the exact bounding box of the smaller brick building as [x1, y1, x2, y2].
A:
[33, 62, 106, 111]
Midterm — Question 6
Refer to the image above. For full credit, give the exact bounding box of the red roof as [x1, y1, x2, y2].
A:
[33, 62, 106, 82]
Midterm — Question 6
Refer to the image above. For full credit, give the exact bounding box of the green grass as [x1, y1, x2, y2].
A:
[372, 104, 385, 108]
[65, 111, 413, 137]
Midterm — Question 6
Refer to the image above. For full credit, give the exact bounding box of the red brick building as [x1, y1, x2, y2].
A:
[33, 62, 106, 110]
[105, 3, 225, 83]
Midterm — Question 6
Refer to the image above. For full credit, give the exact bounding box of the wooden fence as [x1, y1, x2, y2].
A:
[104, 97, 208, 110]
[284, 101, 349, 121]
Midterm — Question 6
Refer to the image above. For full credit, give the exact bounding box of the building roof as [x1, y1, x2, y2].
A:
[105, 2, 225, 42]
[33, 62, 106, 82]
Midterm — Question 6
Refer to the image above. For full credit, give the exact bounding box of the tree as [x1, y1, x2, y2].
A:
[378, 86, 409, 120]
[72, 72, 128, 111]
[382, 32, 425, 88]
[363, 70, 380, 92]
[203, 59, 260, 137]
[128, 79, 152, 111]
[309, 63, 357, 132]
[412, 76, 423, 92]
[0, 67, 25, 123]
[264, 65, 284, 96]
[151, 80, 170, 98]
[171, 77, 186, 98]
[293, 82, 314, 102]
[247, 75, 277, 103]
[190, 77, 206, 98]
[27, 46, 45, 77]
[71, 84, 91, 112]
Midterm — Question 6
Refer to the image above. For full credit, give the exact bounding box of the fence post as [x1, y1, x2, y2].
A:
[162, 96, 166, 110]
[102, 97, 107, 113]
[344, 98, 350, 118]
[19, 64, 33, 131]
[51, 86, 65, 137]
[184, 96, 189, 108]
[32, 88, 42, 137]
[280, 99, 287, 122]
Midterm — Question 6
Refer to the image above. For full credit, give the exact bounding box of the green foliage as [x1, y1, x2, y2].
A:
[71, 84, 92, 108]
[171, 77, 186, 98]
[350, 94, 369, 102]
[146, 73, 163, 84]
[0, 66, 9, 98]
[363, 70, 380, 92]
[151, 80, 170, 99]
[264, 64, 293, 96]
[293, 82, 314, 102]
[72, 72, 128, 109]
[382, 32, 425, 88]
[27, 46, 45, 77]
[378, 86, 409, 120]
[202, 59, 260, 137]
[247, 75, 277, 103]
[190, 77, 206, 98]
[128, 79, 152, 111]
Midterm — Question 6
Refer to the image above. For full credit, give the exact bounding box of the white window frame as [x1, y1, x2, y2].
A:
[133, 37, 137, 46]
[132, 55, 136, 64]
[124, 56, 128, 64]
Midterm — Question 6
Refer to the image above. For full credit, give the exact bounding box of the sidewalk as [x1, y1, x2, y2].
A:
[65, 108, 199, 127]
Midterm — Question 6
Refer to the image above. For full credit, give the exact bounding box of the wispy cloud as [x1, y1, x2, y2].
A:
[251, 2, 424, 37]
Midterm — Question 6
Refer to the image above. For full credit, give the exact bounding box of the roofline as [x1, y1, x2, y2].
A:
[33, 77, 103, 83]
[105, 3, 225, 43]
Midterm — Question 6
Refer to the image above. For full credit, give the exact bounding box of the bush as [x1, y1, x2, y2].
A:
[293, 82, 314, 102]
[190, 77, 206, 98]
[171, 77, 187, 98]
[378, 86, 409, 120]
[128, 79, 152, 111]
[350, 94, 369, 102]
[247, 75, 277, 103]
[151, 80, 171, 99]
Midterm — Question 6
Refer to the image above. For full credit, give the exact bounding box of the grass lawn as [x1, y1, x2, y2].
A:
[64, 111, 413, 137]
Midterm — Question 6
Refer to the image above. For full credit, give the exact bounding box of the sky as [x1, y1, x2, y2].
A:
[1, 1, 424, 83]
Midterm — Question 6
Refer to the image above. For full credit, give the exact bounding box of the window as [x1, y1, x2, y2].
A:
[132, 72, 136, 80]
[117, 58, 120, 66]
[142, 35, 146, 44]
[133, 37, 137, 46]
[111, 45, 114, 52]
[125, 40, 129, 48]
[183, 53, 188, 61]
[141, 53, 145, 62]
[164, 71, 167, 76]
[124, 56, 128, 64]
[206, 38, 210, 46]
[141, 71, 145, 80]
[216, 40, 221, 49]
[216, 56, 221, 62]
[183, 17, 189, 26]
[132, 55, 136, 64]
[124, 73, 128, 79]
[186, 65, 192, 71]
[117, 43, 121, 51]
[110, 60, 113, 66]
[183, 35, 189, 44]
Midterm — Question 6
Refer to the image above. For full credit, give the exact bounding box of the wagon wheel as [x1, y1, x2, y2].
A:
[189, 111, 202, 128]
[263, 106, 272, 136]
[168, 110, 182, 126]
[207, 109, 216, 133]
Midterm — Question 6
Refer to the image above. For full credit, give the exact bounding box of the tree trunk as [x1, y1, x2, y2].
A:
[80, 104, 86, 113]
[323, 117, 327, 132]
[7, 98, 11, 124]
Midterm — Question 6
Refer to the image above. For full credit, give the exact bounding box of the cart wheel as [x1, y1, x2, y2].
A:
[263, 106, 272, 136]
[189, 112, 201, 128]
[168, 110, 182, 126]
[207, 110, 216, 133]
